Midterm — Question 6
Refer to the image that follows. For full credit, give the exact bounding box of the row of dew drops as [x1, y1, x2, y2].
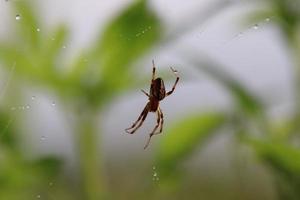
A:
[223, 17, 272, 45]
[10, 96, 56, 111]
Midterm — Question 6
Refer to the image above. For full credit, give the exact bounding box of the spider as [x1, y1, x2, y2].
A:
[125, 60, 179, 149]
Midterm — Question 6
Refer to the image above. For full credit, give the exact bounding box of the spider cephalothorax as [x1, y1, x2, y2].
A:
[125, 60, 179, 149]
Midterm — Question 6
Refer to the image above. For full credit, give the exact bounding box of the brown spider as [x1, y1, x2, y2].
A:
[125, 60, 179, 149]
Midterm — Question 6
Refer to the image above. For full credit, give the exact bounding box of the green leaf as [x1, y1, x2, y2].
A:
[185, 55, 263, 116]
[248, 139, 300, 199]
[0, 111, 15, 148]
[94, 0, 161, 91]
[33, 157, 62, 177]
[155, 113, 225, 177]
[14, 1, 40, 49]
[249, 139, 300, 176]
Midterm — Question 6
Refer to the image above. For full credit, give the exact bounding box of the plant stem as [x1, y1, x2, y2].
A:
[77, 111, 105, 200]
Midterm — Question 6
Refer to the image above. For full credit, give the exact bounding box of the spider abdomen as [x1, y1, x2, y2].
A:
[149, 99, 159, 112]
[150, 78, 166, 100]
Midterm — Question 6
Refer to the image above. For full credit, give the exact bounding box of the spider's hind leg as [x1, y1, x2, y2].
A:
[144, 107, 163, 149]
[125, 103, 149, 134]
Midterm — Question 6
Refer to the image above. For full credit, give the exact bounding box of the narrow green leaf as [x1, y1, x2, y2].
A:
[14, 1, 40, 49]
[156, 113, 225, 177]
[185, 55, 263, 116]
[249, 139, 300, 175]
[0, 111, 15, 148]
[94, 0, 161, 91]
[42, 25, 68, 61]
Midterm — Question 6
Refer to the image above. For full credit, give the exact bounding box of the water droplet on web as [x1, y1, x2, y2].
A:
[26, 105, 30, 109]
[265, 18, 270, 22]
[62, 45, 66, 49]
[36, 28, 40, 32]
[51, 101, 56, 106]
[15, 14, 21, 20]
[41, 136, 46, 140]
[31, 96, 36, 100]
[152, 166, 159, 182]
[36, 195, 41, 199]
[253, 24, 259, 30]
[51, 37, 55, 41]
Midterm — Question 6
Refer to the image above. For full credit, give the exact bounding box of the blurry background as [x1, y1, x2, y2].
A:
[0, 0, 300, 199]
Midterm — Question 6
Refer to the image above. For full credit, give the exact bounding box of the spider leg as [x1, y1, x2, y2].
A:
[166, 67, 179, 96]
[141, 89, 150, 97]
[125, 103, 149, 134]
[158, 107, 164, 133]
[125, 103, 149, 133]
[144, 108, 162, 149]
[152, 59, 156, 81]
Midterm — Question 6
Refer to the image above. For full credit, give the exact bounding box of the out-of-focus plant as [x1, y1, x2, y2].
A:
[148, 1, 300, 200]
[2, 0, 299, 199]
[0, 0, 161, 199]
[245, 1, 300, 199]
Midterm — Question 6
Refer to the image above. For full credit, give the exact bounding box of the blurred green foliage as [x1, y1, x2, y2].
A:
[0, 0, 300, 200]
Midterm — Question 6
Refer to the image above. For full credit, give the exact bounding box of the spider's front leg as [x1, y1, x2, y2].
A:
[125, 103, 149, 134]
[166, 67, 179, 96]
[141, 89, 150, 97]
[152, 59, 156, 81]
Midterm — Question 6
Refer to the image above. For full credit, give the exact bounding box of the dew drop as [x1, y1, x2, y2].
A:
[37, 195, 41, 199]
[253, 24, 259, 30]
[26, 105, 30, 109]
[15, 14, 21, 20]
[152, 166, 159, 182]
[31, 96, 36, 100]
[265, 18, 270, 22]
[62, 45, 66, 49]
[51, 101, 56, 106]
[36, 28, 40, 32]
